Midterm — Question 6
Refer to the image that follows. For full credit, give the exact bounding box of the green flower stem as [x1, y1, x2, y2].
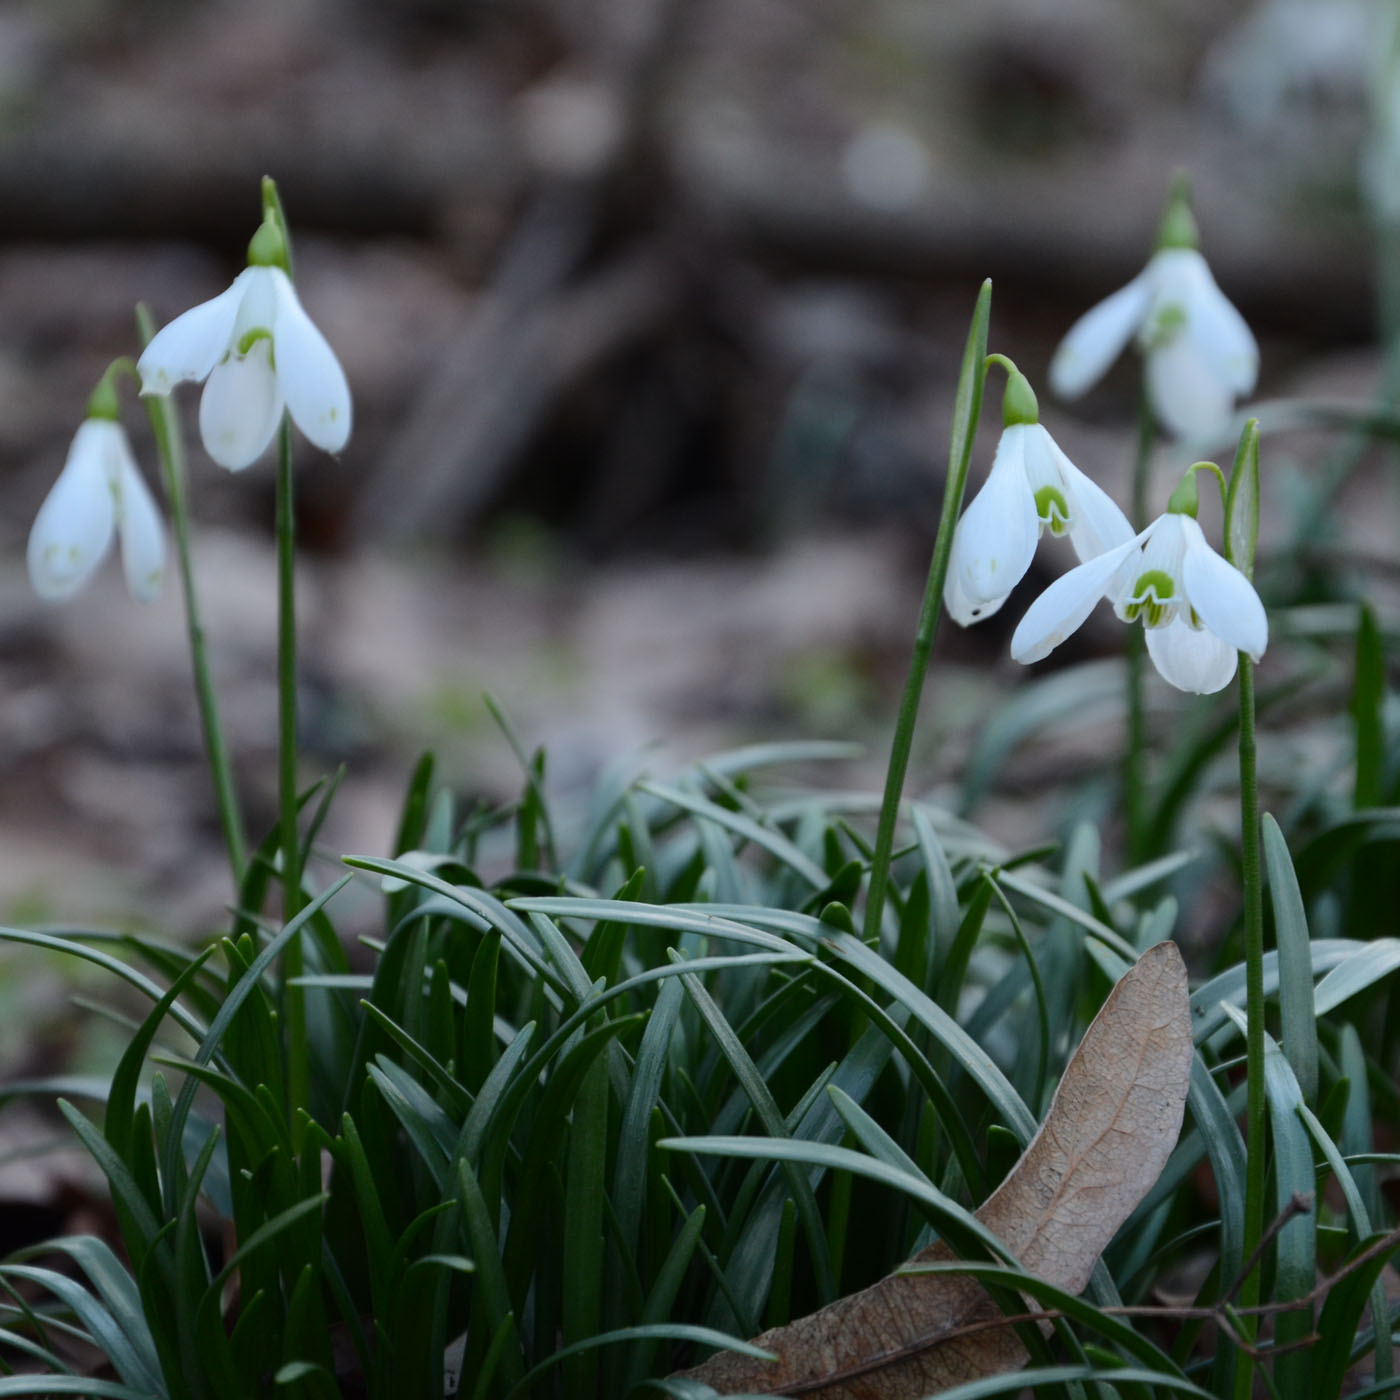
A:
[862, 280, 991, 946]
[1225, 418, 1264, 1396]
[1125, 386, 1154, 862]
[130, 330, 248, 889]
[1232, 652, 1265, 1395]
[276, 414, 309, 1123]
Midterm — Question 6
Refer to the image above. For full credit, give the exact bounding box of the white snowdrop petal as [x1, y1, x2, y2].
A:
[1187, 274, 1259, 396]
[1145, 616, 1238, 694]
[199, 341, 284, 470]
[1017, 425, 1062, 495]
[1131, 512, 1188, 582]
[1145, 334, 1234, 443]
[27, 421, 117, 600]
[943, 556, 1011, 626]
[112, 446, 166, 603]
[232, 266, 280, 341]
[270, 269, 352, 454]
[1043, 435, 1135, 562]
[1048, 271, 1152, 400]
[947, 428, 1039, 621]
[136, 270, 252, 396]
[1010, 536, 1139, 665]
[1180, 519, 1268, 661]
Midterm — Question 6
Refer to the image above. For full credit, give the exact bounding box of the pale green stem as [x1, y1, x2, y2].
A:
[1125, 386, 1154, 862]
[1232, 654, 1265, 1394]
[276, 415, 308, 1121]
[861, 282, 990, 946]
[132, 336, 248, 889]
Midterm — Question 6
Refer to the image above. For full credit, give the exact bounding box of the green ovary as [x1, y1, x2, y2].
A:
[1034, 485, 1070, 536]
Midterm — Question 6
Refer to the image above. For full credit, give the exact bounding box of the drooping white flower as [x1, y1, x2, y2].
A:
[1010, 509, 1267, 694]
[1049, 216, 1258, 443]
[138, 263, 351, 471]
[945, 362, 1133, 625]
[27, 418, 166, 603]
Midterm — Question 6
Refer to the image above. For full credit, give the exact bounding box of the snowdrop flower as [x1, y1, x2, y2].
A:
[27, 387, 165, 603]
[1010, 477, 1267, 694]
[945, 359, 1133, 625]
[137, 209, 351, 471]
[1048, 185, 1258, 442]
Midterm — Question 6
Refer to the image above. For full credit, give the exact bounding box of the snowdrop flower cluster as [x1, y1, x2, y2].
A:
[1048, 186, 1258, 442]
[946, 201, 1268, 696]
[25, 185, 352, 613]
[948, 372, 1268, 692]
[138, 216, 352, 471]
[27, 377, 165, 603]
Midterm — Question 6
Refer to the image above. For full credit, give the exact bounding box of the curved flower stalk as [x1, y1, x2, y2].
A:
[945, 358, 1133, 625]
[28, 387, 165, 603]
[137, 220, 351, 471]
[1010, 484, 1267, 694]
[1049, 184, 1258, 442]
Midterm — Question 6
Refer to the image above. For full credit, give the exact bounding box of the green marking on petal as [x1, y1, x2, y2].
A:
[1141, 302, 1186, 350]
[236, 327, 273, 357]
[1034, 485, 1070, 535]
[1129, 569, 1175, 601]
[1127, 568, 1177, 629]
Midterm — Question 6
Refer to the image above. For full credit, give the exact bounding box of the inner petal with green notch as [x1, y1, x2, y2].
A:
[1139, 301, 1186, 352]
[236, 327, 274, 360]
[1122, 568, 1177, 628]
[1033, 484, 1071, 536]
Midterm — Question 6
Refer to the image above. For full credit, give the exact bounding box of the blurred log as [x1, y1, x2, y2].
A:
[668, 117, 1374, 341]
[350, 235, 678, 543]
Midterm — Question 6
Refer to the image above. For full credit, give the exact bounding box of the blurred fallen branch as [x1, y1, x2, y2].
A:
[352, 237, 678, 543]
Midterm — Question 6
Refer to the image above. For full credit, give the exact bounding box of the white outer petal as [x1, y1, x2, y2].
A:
[944, 555, 1011, 626]
[111, 441, 166, 603]
[1145, 334, 1234, 443]
[1042, 433, 1134, 561]
[1179, 516, 1268, 661]
[1010, 534, 1141, 665]
[1048, 271, 1152, 400]
[136, 270, 252, 396]
[1176, 251, 1258, 395]
[270, 269, 352, 454]
[943, 553, 980, 626]
[1145, 616, 1238, 694]
[27, 420, 118, 600]
[199, 340, 284, 470]
[946, 427, 1039, 623]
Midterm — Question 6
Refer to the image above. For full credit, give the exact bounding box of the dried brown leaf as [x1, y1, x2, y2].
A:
[677, 940, 1192, 1397]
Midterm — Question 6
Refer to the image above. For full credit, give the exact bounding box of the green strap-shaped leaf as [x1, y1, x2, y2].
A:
[1224, 417, 1260, 578]
[1263, 813, 1318, 1105]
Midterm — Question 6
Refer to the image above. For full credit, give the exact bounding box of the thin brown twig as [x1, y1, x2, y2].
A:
[1223, 1191, 1315, 1302]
